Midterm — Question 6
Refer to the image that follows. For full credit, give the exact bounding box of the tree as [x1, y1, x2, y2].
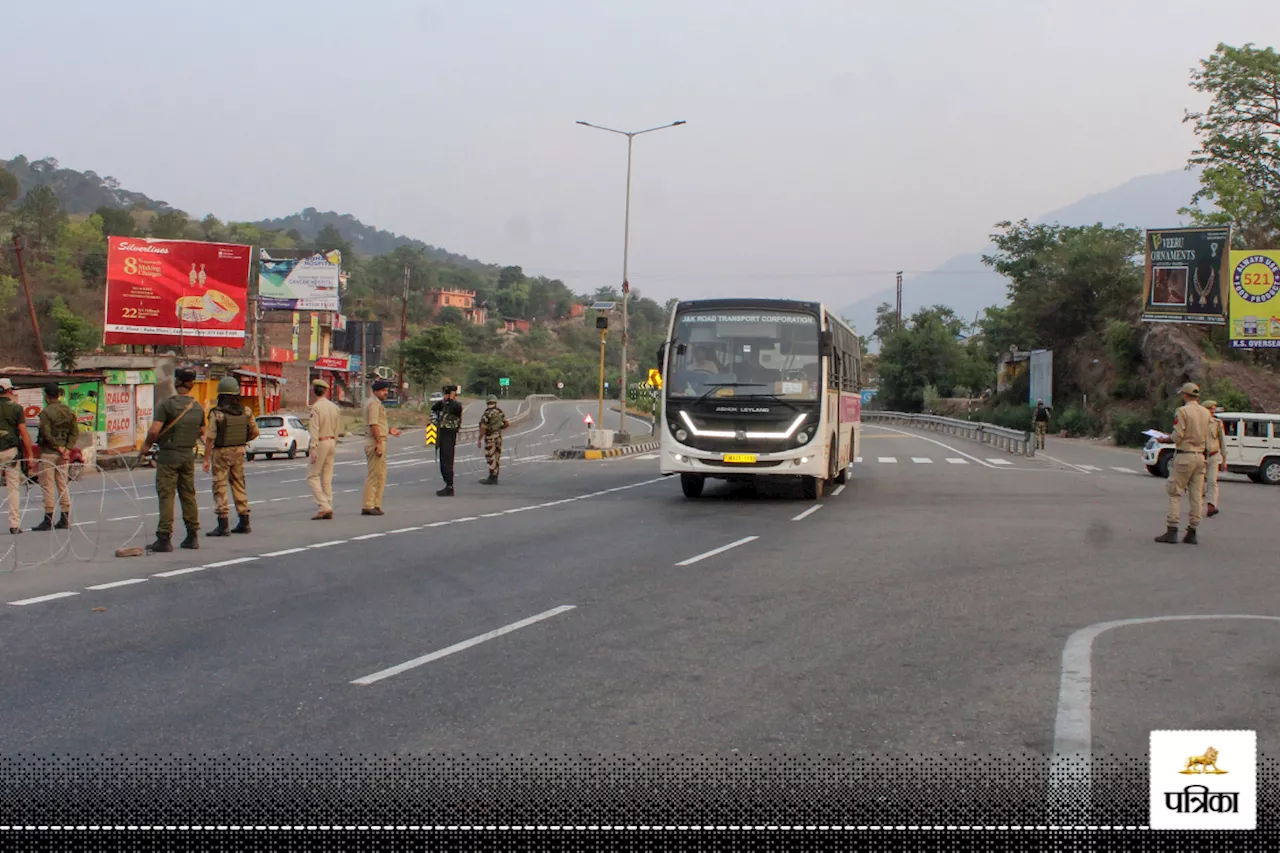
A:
[95, 206, 137, 238]
[314, 223, 354, 259]
[399, 325, 464, 386]
[436, 306, 466, 327]
[0, 168, 18, 210]
[498, 265, 524, 290]
[13, 185, 68, 255]
[876, 307, 968, 411]
[872, 301, 899, 342]
[1182, 43, 1280, 247]
[149, 209, 189, 239]
[50, 296, 96, 370]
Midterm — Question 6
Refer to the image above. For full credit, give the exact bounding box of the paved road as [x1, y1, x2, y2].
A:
[2, 406, 1277, 818]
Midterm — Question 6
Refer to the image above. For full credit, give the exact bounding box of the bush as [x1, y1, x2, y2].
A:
[967, 403, 1034, 431]
[922, 383, 941, 413]
[1105, 319, 1143, 371]
[1205, 377, 1250, 412]
[1111, 412, 1149, 447]
[1111, 376, 1147, 400]
[1056, 405, 1103, 437]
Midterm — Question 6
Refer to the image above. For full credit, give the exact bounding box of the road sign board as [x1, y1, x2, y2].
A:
[424, 424, 438, 446]
[557, 381, 564, 390]
[647, 368, 662, 389]
[604, 382, 610, 389]
[499, 377, 510, 387]
[584, 413, 594, 425]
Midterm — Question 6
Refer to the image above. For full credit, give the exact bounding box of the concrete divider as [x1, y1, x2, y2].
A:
[863, 411, 1035, 457]
[554, 440, 660, 460]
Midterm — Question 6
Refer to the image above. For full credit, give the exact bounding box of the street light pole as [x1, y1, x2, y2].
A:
[576, 119, 686, 441]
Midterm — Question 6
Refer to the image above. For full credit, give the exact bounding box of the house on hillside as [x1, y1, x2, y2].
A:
[425, 288, 488, 325]
[502, 317, 531, 334]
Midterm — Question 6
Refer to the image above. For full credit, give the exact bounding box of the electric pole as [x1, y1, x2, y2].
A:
[12, 236, 49, 371]
[895, 271, 903, 331]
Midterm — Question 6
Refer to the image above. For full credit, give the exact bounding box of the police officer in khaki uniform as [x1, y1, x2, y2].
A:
[477, 395, 509, 485]
[138, 368, 206, 552]
[1201, 399, 1226, 517]
[32, 383, 78, 531]
[307, 379, 341, 520]
[1154, 382, 1213, 545]
[0, 378, 37, 536]
[203, 376, 260, 536]
[362, 379, 401, 515]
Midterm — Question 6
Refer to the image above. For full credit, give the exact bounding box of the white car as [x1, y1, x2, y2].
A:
[1141, 411, 1280, 484]
[429, 391, 444, 404]
[247, 415, 312, 460]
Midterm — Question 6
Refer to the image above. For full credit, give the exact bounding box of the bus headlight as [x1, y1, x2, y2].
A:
[796, 430, 810, 445]
[675, 429, 688, 442]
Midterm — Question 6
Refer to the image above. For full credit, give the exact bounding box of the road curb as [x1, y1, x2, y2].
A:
[553, 441, 660, 461]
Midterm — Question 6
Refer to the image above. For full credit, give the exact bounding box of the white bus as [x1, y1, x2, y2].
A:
[656, 298, 863, 499]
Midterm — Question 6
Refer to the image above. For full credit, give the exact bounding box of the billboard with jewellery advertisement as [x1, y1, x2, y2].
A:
[1228, 250, 1280, 349]
[104, 237, 251, 346]
[1141, 227, 1231, 325]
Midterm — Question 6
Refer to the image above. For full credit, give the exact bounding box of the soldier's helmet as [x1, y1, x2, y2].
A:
[217, 376, 240, 395]
[487, 395, 498, 404]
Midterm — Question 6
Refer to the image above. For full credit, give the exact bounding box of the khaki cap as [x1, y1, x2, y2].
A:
[1179, 382, 1200, 397]
[312, 378, 330, 390]
[0, 378, 13, 392]
[1202, 399, 1218, 410]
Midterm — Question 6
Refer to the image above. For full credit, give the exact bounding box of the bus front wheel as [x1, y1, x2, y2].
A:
[680, 473, 705, 498]
[802, 475, 825, 500]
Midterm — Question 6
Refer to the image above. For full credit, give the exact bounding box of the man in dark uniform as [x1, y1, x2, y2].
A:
[203, 375, 259, 537]
[431, 384, 463, 496]
[477, 394, 509, 485]
[138, 368, 206, 552]
[32, 383, 78, 531]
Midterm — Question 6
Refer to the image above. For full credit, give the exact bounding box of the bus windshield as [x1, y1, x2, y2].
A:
[667, 309, 822, 400]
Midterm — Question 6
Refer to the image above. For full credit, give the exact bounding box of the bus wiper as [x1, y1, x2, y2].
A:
[693, 382, 768, 407]
[740, 392, 799, 412]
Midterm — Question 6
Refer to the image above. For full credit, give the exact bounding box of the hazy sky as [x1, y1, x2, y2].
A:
[5, 1, 1278, 307]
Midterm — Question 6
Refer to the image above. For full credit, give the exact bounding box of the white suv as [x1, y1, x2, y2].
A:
[247, 415, 313, 461]
[1142, 412, 1280, 484]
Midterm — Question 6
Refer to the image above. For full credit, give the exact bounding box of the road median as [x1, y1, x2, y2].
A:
[554, 440, 660, 460]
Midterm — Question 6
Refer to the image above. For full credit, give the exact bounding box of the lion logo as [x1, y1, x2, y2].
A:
[1180, 746, 1227, 775]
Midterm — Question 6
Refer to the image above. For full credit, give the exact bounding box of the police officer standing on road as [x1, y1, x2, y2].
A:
[477, 395, 510, 485]
[1202, 399, 1226, 518]
[431, 384, 463, 496]
[362, 379, 401, 516]
[31, 383, 78, 532]
[138, 368, 206, 552]
[1032, 399, 1052, 450]
[307, 379, 340, 520]
[1154, 382, 1213, 545]
[203, 376, 259, 536]
[0, 378, 37, 536]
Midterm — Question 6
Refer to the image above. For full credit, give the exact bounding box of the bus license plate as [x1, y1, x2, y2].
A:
[722, 453, 757, 464]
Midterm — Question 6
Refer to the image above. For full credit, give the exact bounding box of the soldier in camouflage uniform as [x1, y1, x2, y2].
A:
[32, 383, 78, 531]
[203, 376, 260, 537]
[138, 368, 206, 552]
[430, 384, 464, 496]
[477, 395, 509, 485]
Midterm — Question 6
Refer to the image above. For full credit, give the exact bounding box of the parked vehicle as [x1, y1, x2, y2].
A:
[1142, 411, 1280, 484]
[247, 415, 312, 461]
[429, 391, 445, 404]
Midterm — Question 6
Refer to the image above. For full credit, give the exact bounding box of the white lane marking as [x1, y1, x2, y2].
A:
[107, 515, 139, 521]
[831, 484, 846, 496]
[9, 592, 79, 606]
[1080, 465, 1103, 472]
[351, 533, 386, 540]
[792, 505, 823, 521]
[308, 540, 347, 549]
[675, 536, 759, 567]
[878, 457, 897, 463]
[1110, 466, 1139, 474]
[261, 547, 308, 557]
[854, 456, 862, 463]
[986, 458, 1014, 466]
[204, 557, 259, 568]
[426, 521, 452, 527]
[454, 517, 478, 523]
[632, 454, 659, 460]
[387, 526, 421, 534]
[946, 458, 969, 464]
[351, 605, 577, 686]
[872, 424, 1002, 469]
[248, 500, 265, 506]
[1049, 614, 1280, 825]
[480, 512, 504, 518]
[1035, 453, 1091, 474]
[911, 457, 933, 464]
[153, 567, 207, 577]
[85, 578, 149, 590]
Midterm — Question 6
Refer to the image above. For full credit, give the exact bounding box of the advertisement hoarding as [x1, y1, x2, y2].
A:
[258, 249, 342, 312]
[103, 384, 136, 451]
[104, 238, 251, 346]
[1228, 250, 1280, 349]
[1141, 227, 1231, 326]
[134, 384, 154, 447]
[314, 355, 350, 372]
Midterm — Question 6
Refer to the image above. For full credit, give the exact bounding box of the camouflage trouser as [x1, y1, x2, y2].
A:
[156, 460, 199, 535]
[211, 445, 249, 517]
[1034, 421, 1047, 448]
[485, 433, 503, 477]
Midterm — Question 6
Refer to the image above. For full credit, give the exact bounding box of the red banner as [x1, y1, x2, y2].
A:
[104, 238, 251, 347]
[314, 355, 351, 372]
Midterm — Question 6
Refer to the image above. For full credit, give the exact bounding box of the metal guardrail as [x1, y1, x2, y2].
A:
[863, 411, 1035, 457]
[457, 394, 557, 439]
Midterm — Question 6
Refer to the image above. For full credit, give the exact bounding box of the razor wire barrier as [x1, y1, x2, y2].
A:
[862, 411, 1036, 457]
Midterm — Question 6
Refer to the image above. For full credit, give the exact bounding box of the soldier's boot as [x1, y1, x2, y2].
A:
[54, 512, 70, 530]
[147, 533, 174, 553]
[206, 516, 231, 537]
[1154, 526, 1179, 544]
[479, 474, 498, 485]
[180, 526, 200, 550]
[31, 514, 53, 532]
[1182, 527, 1198, 545]
[437, 485, 455, 497]
[231, 514, 251, 534]
[1207, 504, 1219, 517]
